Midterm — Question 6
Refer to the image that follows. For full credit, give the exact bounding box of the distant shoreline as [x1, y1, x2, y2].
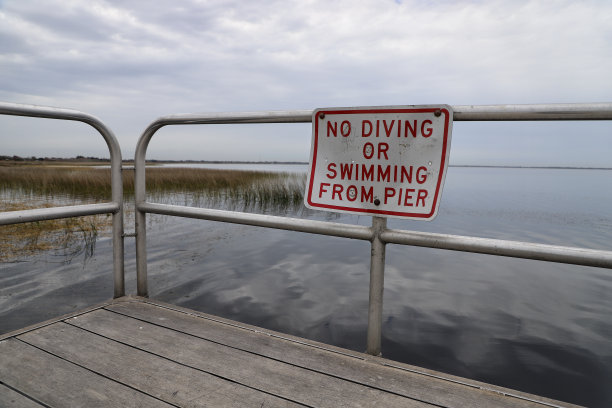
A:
[2, 156, 611, 170]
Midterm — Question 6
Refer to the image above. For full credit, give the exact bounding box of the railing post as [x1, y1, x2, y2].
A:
[367, 216, 387, 356]
[135, 149, 148, 298]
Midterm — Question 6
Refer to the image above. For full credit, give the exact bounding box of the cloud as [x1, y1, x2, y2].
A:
[0, 0, 611, 164]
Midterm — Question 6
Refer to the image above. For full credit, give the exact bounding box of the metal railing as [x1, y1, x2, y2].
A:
[0, 102, 125, 298]
[134, 103, 612, 356]
[4, 102, 611, 355]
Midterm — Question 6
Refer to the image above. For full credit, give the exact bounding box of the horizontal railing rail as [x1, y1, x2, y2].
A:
[138, 202, 612, 269]
[0, 101, 125, 298]
[381, 228, 612, 269]
[138, 202, 374, 240]
[0, 203, 121, 224]
[133, 103, 612, 356]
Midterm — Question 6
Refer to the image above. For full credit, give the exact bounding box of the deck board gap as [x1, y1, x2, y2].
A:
[62, 320, 315, 408]
[14, 337, 182, 408]
[101, 306, 445, 406]
[0, 380, 51, 408]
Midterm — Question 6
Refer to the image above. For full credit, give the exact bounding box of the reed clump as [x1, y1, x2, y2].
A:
[141, 168, 291, 195]
[228, 174, 305, 212]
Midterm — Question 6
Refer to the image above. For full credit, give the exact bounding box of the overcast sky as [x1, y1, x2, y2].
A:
[1, 0, 611, 166]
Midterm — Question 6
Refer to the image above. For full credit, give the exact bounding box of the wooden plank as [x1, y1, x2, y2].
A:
[0, 338, 173, 408]
[0, 383, 44, 408]
[67, 308, 434, 408]
[18, 322, 304, 408]
[107, 300, 562, 408]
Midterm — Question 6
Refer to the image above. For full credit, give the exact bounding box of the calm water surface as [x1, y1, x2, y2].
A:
[1, 166, 611, 407]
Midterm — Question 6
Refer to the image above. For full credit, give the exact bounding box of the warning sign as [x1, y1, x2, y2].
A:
[305, 105, 453, 220]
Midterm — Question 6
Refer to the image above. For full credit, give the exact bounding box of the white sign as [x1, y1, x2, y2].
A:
[305, 105, 453, 220]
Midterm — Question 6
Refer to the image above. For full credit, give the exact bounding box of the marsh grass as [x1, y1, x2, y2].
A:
[0, 166, 111, 200]
[0, 166, 305, 207]
[228, 174, 305, 213]
[1, 166, 306, 260]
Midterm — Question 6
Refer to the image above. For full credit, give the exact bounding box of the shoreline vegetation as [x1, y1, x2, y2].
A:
[1, 162, 305, 262]
[0, 165, 305, 201]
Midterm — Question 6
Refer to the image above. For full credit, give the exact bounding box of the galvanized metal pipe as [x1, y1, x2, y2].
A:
[0, 203, 120, 225]
[139, 110, 313, 125]
[381, 229, 612, 269]
[138, 202, 373, 240]
[452, 103, 612, 121]
[135, 209, 148, 297]
[366, 216, 387, 356]
[135, 103, 612, 129]
[0, 101, 125, 297]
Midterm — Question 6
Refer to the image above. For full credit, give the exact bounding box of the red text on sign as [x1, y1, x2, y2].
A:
[361, 119, 433, 138]
[362, 142, 389, 160]
[326, 163, 428, 184]
[327, 120, 352, 137]
[384, 188, 428, 207]
[318, 183, 428, 207]
[318, 183, 374, 203]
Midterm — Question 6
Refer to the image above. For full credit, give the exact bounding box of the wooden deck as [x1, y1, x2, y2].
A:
[0, 297, 581, 408]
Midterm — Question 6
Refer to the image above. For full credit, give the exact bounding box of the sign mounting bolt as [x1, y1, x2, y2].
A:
[320, 113, 325, 119]
[374, 199, 381, 206]
[434, 109, 441, 117]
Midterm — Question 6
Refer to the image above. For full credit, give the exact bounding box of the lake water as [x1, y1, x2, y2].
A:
[1, 166, 611, 407]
